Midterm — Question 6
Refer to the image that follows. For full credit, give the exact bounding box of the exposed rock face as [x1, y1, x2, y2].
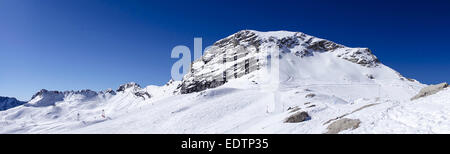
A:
[134, 91, 151, 100]
[117, 82, 141, 92]
[0, 96, 26, 111]
[305, 93, 316, 98]
[64, 89, 98, 98]
[31, 89, 63, 100]
[101, 89, 116, 95]
[411, 82, 448, 100]
[27, 89, 65, 107]
[284, 111, 310, 123]
[326, 118, 361, 134]
[336, 48, 379, 67]
[116, 82, 154, 100]
[179, 30, 380, 94]
[180, 80, 225, 94]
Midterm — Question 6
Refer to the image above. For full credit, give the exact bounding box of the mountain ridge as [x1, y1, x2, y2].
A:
[178, 30, 397, 94]
[0, 96, 26, 111]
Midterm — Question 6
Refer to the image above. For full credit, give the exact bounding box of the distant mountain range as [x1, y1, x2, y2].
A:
[0, 96, 26, 111]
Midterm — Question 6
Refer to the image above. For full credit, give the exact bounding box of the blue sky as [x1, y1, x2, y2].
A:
[1, 0, 449, 101]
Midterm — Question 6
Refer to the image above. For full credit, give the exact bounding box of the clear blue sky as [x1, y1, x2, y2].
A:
[1, 0, 449, 101]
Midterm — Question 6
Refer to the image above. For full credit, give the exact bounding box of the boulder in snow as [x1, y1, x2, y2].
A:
[411, 82, 448, 100]
[284, 111, 310, 123]
[325, 118, 361, 134]
[305, 93, 316, 98]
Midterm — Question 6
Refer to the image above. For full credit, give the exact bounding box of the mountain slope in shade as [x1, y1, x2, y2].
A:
[2, 30, 449, 134]
[0, 96, 26, 111]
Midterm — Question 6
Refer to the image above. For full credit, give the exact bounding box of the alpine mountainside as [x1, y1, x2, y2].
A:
[25, 82, 157, 108]
[178, 30, 420, 100]
[1, 30, 449, 134]
[0, 97, 26, 111]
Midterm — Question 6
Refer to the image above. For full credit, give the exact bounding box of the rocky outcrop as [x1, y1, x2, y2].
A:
[307, 39, 342, 51]
[27, 89, 65, 107]
[305, 93, 316, 98]
[117, 82, 141, 92]
[284, 111, 310, 123]
[31, 89, 62, 100]
[64, 89, 98, 98]
[134, 91, 151, 100]
[335, 48, 379, 67]
[100, 89, 116, 95]
[116, 82, 154, 100]
[180, 80, 226, 94]
[411, 82, 448, 100]
[325, 118, 361, 134]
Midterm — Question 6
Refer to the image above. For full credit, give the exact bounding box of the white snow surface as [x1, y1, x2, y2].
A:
[1, 30, 448, 134]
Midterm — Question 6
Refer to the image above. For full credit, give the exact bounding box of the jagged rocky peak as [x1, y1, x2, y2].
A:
[23, 82, 148, 108]
[0, 96, 26, 111]
[178, 30, 381, 94]
[31, 89, 99, 100]
[27, 89, 101, 107]
[213, 30, 261, 48]
[100, 88, 117, 95]
[116, 82, 151, 100]
[28, 89, 65, 107]
[213, 30, 379, 66]
[63, 89, 99, 98]
[117, 82, 141, 92]
[31, 89, 63, 100]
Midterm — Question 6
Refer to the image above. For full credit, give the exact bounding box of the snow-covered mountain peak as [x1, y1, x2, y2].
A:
[179, 30, 388, 94]
[31, 89, 59, 100]
[28, 89, 65, 107]
[21, 82, 153, 108]
[27, 89, 101, 107]
[100, 88, 116, 95]
[213, 30, 379, 66]
[117, 82, 141, 92]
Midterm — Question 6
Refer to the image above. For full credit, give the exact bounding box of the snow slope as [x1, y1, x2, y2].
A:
[1, 30, 448, 134]
[348, 87, 450, 134]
